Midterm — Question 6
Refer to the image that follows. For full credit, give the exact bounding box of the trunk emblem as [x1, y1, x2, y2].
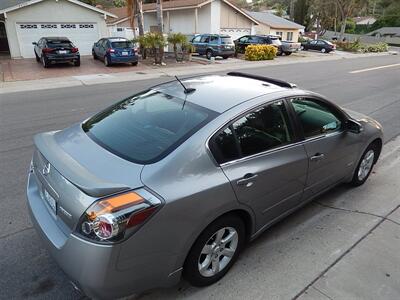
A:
[42, 162, 51, 176]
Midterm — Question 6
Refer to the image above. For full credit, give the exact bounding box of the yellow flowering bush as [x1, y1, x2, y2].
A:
[245, 45, 278, 61]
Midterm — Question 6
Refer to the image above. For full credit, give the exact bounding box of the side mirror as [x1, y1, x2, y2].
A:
[32, 42, 37, 45]
[345, 119, 363, 134]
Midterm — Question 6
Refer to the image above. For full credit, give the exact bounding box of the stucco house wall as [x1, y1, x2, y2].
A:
[5, 0, 109, 58]
[220, 2, 252, 30]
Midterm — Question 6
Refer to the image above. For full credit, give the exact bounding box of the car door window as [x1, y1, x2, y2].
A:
[200, 35, 209, 43]
[212, 101, 293, 163]
[239, 36, 248, 43]
[192, 35, 201, 43]
[310, 40, 317, 45]
[317, 41, 325, 46]
[209, 36, 219, 44]
[290, 98, 342, 138]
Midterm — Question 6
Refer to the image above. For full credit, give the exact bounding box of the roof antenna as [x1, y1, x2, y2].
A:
[175, 76, 196, 94]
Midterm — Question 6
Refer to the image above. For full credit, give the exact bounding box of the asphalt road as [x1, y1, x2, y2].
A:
[0, 54, 399, 300]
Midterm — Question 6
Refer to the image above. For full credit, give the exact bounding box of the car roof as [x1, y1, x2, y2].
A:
[107, 37, 130, 41]
[152, 75, 299, 113]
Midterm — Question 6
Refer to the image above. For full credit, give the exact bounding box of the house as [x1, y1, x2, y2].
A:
[106, 0, 259, 40]
[368, 27, 400, 38]
[106, 6, 138, 40]
[245, 10, 304, 42]
[353, 16, 376, 26]
[0, 0, 117, 58]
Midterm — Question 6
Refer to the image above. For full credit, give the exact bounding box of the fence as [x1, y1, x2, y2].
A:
[322, 30, 400, 46]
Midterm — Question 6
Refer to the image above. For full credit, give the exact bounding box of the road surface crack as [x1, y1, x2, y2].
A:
[0, 226, 34, 240]
[293, 204, 400, 299]
[315, 201, 400, 226]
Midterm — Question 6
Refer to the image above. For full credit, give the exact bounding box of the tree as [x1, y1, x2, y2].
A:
[127, 0, 144, 36]
[333, 0, 369, 38]
[167, 33, 187, 61]
[294, 0, 309, 26]
[156, 0, 163, 33]
[113, 0, 126, 7]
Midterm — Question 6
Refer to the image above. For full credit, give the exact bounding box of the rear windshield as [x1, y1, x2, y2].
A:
[270, 38, 282, 46]
[111, 41, 133, 48]
[221, 37, 233, 44]
[83, 90, 215, 164]
[47, 40, 72, 48]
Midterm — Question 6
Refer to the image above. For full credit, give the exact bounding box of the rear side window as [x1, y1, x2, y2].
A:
[111, 41, 133, 48]
[83, 90, 216, 164]
[47, 40, 72, 48]
[211, 101, 293, 164]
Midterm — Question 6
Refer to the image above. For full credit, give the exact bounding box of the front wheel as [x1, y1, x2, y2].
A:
[321, 48, 326, 53]
[131, 61, 138, 66]
[284, 52, 292, 56]
[183, 215, 245, 287]
[351, 144, 378, 186]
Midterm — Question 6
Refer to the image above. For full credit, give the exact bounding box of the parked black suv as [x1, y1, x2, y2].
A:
[190, 34, 235, 59]
[234, 35, 282, 55]
[33, 37, 80, 68]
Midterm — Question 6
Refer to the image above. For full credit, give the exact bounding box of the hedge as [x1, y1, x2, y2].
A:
[245, 45, 277, 61]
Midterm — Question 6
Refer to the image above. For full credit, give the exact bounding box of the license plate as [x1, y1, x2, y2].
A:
[59, 50, 67, 54]
[43, 188, 57, 213]
[122, 51, 128, 56]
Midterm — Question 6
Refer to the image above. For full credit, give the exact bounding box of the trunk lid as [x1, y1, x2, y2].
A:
[32, 124, 144, 230]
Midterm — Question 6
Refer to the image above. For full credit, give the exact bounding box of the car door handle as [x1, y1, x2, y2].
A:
[237, 173, 258, 186]
[310, 153, 325, 161]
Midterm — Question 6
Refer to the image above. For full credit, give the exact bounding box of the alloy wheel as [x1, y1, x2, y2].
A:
[358, 150, 375, 181]
[198, 227, 238, 277]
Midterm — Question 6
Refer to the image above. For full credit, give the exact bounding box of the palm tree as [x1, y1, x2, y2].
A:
[156, 0, 163, 33]
[127, 0, 144, 36]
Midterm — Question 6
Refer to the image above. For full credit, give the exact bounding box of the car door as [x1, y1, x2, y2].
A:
[288, 97, 360, 198]
[93, 39, 102, 56]
[199, 35, 209, 54]
[210, 100, 308, 228]
[191, 35, 201, 53]
[236, 36, 249, 53]
[34, 38, 42, 56]
[309, 40, 318, 50]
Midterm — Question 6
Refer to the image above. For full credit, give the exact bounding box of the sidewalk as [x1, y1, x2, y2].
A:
[137, 136, 400, 300]
[0, 51, 393, 94]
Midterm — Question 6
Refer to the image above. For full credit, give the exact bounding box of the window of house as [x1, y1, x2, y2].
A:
[117, 28, 124, 32]
[286, 32, 293, 41]
[290, 98, 343, 138]
[276, 32, 283, 37]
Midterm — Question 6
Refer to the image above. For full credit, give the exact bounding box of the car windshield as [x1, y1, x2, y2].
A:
[221, 37, 233, 44]
[83, 90, 215, 164]
[270, 38, 282, 46]
[111, 41, 133, 48]
[47, 40, 72, 48]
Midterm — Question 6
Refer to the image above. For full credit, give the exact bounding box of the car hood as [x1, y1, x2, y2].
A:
[342, 108, 383, 129]
[34, 123, 144, 198]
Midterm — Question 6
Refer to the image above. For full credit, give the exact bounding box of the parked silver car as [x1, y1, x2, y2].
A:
[27, 72, 383, 299]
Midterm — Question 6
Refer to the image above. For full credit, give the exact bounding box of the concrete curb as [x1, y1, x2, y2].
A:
[0, 51, 392, 94]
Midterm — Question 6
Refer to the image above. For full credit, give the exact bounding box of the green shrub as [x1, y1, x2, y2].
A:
[334, 39, 388, 53]
[245, 45, 277, 61]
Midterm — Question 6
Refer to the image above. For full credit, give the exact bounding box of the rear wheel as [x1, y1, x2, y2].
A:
[35, 51, 40, 62]
[92, 50, 97, 60]
[222, 55, 229, 59]
[74, 59, 80, 67]
[285, 52, 292, 56]
[351, 144, 378, 186]
[131, 61, 138, 66]
[104, 56, 111, 67]
[183, 215, 245, 287]
[206, 50, 213, 60]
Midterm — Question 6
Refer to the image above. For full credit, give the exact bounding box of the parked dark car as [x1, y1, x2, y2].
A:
[33, 37, 80, 68]
[234, 35, 283, 55]
[301, 39, 336, 53]
[92, 37, 138, 66]
[190, 34, 235, 59]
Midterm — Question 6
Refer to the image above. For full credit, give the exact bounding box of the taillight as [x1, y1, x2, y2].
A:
[71, 47, 79, 53]
[42, 48, 54, 54]
[131, 48, 136, 54]
[78, 189, 162, 243]
[107, 48, 115, 54]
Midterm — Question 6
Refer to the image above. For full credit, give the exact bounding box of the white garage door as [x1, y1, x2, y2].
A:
[16, 23, 99, 58]
[220, 28, 251, 41]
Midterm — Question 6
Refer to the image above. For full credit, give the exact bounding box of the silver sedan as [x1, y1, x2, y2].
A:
[27, 72, 383, 299]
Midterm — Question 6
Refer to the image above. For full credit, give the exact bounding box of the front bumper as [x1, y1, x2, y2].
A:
[26, 169, 180, 299]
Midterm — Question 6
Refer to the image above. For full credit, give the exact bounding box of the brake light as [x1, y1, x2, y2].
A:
[42, 48, 54, 54]
[71, 47, 79, 53]
[79, 190, 162, 242]
[107, 48, 115, 54]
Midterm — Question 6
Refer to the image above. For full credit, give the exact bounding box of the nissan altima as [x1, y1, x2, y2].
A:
[27, 72, 383, 299]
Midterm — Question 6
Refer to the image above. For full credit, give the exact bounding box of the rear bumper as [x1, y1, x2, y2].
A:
[26, 169, 180, 299]
[45, 54, 79, 63]
[109, 55, 138, 64]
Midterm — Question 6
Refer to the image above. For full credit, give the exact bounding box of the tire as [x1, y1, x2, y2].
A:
[183, 215, 245, 287]
[92, 51, 97, 60]
[131, 61, 138, 66]
[74, 59, 80, 67]
[222, 56, 229, 59]
[350, 144, 378, 186]
[285, 52, 292, 56]
[35, 51, 40, 62]
[104, 56, 111, 67]
[321, 48, 326, 53]
[206, 50, 213, 60]
[41, 55, 49, 68]
[300, 46, 304, 50]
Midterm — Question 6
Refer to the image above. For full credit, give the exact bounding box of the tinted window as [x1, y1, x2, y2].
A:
[221, 37, 233, 44]
[209, 36, 219, 44]
[47, 40, 72, 48]
[238, 36, 249, 43]
[111, 41, 132, 48]
[291, 98, 342, 138]
[83, 90, 215, 164]
[212, 101, 293, 163]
